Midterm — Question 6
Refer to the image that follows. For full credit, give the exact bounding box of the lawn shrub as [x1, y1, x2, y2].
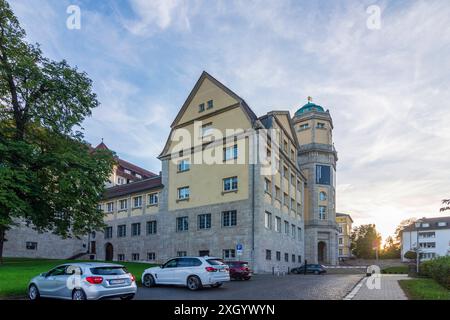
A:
[419, 256, 450, 289]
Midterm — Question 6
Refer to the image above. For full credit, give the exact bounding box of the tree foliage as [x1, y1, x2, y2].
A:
[441, 199, 450, 212]
[380, 235, 401, 259]
[350, 224, 382, 259]
[0, 0, 115, 263]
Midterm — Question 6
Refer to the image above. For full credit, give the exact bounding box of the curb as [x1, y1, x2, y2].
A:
[343, 276, 366, 300]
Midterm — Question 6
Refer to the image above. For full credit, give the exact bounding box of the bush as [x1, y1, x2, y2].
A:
[419, 256, 450, 289]
[404, 250, 417, 260]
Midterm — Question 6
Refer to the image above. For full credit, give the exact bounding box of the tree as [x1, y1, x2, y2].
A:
[380, 236, 400, 259]
[350, 224, 382, 259]
[394, 217, 417, 242]
[0, 0, 115, 263]
[440, 199, 450, 212]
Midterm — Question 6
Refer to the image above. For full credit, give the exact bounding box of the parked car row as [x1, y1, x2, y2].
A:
[28, 257, 253, 300]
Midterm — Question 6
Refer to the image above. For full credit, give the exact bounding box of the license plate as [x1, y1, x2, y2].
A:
[109, 279, 125, 285]
[219, 269, 226, 272]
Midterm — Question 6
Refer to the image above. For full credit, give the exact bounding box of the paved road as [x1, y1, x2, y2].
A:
[135, 274, 363, 300]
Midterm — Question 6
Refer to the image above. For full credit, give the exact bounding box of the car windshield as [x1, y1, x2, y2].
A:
[207, 259, 225, 266]
[90, 266, 128, 275]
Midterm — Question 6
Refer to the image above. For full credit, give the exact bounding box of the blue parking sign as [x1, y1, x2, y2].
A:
[236, 243, 243, 251]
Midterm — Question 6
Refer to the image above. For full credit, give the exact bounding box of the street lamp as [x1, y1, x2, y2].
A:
[415, 220, 422, 274]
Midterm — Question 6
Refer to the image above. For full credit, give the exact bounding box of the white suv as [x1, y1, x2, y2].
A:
[141, 257, 230, 291]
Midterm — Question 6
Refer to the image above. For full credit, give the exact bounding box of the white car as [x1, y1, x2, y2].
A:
[141, 256, 230, 291]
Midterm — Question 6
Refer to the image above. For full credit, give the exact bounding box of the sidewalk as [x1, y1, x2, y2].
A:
[345, 274, 410, 300]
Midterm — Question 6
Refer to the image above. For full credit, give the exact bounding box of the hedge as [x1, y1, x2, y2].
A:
[419, 256, 450, 289]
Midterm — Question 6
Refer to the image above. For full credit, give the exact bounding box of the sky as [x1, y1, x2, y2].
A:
[9, 0, 450, 241]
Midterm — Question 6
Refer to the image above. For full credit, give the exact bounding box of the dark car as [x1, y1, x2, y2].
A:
[225, 261, 252, 280]
[291, 264, 326, 275]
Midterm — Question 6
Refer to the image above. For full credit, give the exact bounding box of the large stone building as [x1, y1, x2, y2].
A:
[4, 71, 339, 272]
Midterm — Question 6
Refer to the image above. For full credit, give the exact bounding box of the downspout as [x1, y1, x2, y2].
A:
[251, 130, 257, 270]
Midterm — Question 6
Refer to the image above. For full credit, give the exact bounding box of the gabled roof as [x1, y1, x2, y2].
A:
[258, 110, 300, 148]
[170, 71, 258, 128]
[102, 176, 163, 200]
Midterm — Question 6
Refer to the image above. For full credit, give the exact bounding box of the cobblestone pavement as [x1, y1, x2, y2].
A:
[135, 274, 363, 300]
[350, 275, 410, 300]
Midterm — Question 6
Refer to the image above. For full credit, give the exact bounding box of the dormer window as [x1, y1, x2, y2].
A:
[207, 100, 214, 109]
[437, 222, 447, 227]
[299, 123, 309, 130]
[422, 223, 430, 228]
[316, 122, 325, 129]
[135, 173, 142, 179]
[124, 169, 131, 175]
[199, 103, 205, 112]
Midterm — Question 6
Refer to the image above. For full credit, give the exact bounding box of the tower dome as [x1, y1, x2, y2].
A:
[294, 101, 325, 117]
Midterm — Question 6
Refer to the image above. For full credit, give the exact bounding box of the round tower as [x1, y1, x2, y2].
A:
[292, 99, 338, 265]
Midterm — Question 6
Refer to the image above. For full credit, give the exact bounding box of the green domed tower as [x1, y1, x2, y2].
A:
[292, 98, 338, 265]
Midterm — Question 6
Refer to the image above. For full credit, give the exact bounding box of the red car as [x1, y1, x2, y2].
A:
[225, 261, 252, 280]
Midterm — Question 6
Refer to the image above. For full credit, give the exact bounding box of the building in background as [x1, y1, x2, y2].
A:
[401, 216, 450, 261]
[336, 213, 353, 260]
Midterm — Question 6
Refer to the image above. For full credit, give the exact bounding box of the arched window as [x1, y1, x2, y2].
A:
[319, 191, 327, 201]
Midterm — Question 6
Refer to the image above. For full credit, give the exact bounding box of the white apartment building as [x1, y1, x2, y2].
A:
[401, 216, 450, 261]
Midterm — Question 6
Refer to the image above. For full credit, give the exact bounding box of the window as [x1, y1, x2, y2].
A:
[265, 211, 272, 230]
[117, 225, 126, 238]
[131, 223, 141, 236]
[437, 222, 448, 227]
[276, 251, 281, 261]
[316, 165, 331, 185]
[107, 202, 114, 213]
[222, 210, 237, 227]
[207, 100, 214, 109]
[124, 169, 131, 175]
[420, 252, 436, 259]
[292, 254, 296, 263]
[291, 150, 295, 161]
[147, 220, 157, 235]
[132, 253, 140, 261]
[297, 227, 302, 240]
[283, 166, 288, 178]
[283, 193, 289, 206]
[290, 174, 295, 185]
[223, 176, 238, 192]
[275, 217, 281, 233]
[119, 199, 128, 210]
[177, 187, 190, 200]
[291, 198, 295, 210]
[339, 249, 343, 256]
[118, 177, 125, 185]
[291, 224, 296, 238]
[264, 179, 271, 193]
[266, 250, 272, 260]
[284, 253, 289, 262]
[118, 254, 125, 261]
[319, 206, 327, 220]
[422, 223, 430, 227]
[299, 123, 309, 130]
[298, 255, 302, 263]
[223, 249, 236, 259]
[223, 145, 238, 161]
[148, 193, 158, 205]
[297, 203, 302, 214]
[178, 159, 190, 172]
[319, 191, 327, 201]
[133, 196, 142, 208]
[199, 250, 210, 256]
[316, 122, 325, 129]
[419, 242, 436, 248]
[177, 251, 187, 257]
[135, 173, 142, 179]
[147, 252, 156, 261]
[26, 242, 37, 250]
[97, 204, 102, 211]
[284, 221, 289, 234]
[283, 140, 288, 153]
[338, 225, 343, 234]
[275, 186, 281, 200]
[198, 214, 212, 229]
[201, 123, 213, 136]
[104, 226, 113, 239]
[177, 216, 189, 232]
[419, 232, 435, 238]
[199, 103, 205, 112]
[338, 237, 343, 245]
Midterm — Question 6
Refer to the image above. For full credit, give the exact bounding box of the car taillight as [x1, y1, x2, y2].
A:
[86, 276, 103, 284]
[205, 267, 217, 272]
[130, 274, 135, 282]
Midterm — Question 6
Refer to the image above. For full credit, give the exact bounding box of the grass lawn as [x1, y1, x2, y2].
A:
[399, 278, 450, 300]
[381, 266, 408, 274]
[0, 257, 156, 298]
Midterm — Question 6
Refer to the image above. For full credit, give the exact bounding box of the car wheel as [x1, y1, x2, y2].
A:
[243, 277, 251, 281]
[314, 270, 319, 275]
[72, 289, 86, 300]
[143, 274, 155, 288]
[120, 294, 135, 300]
[186, 276, 202, 291]
[210, 283, 223, 288]
[28, 284, 40, 300]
